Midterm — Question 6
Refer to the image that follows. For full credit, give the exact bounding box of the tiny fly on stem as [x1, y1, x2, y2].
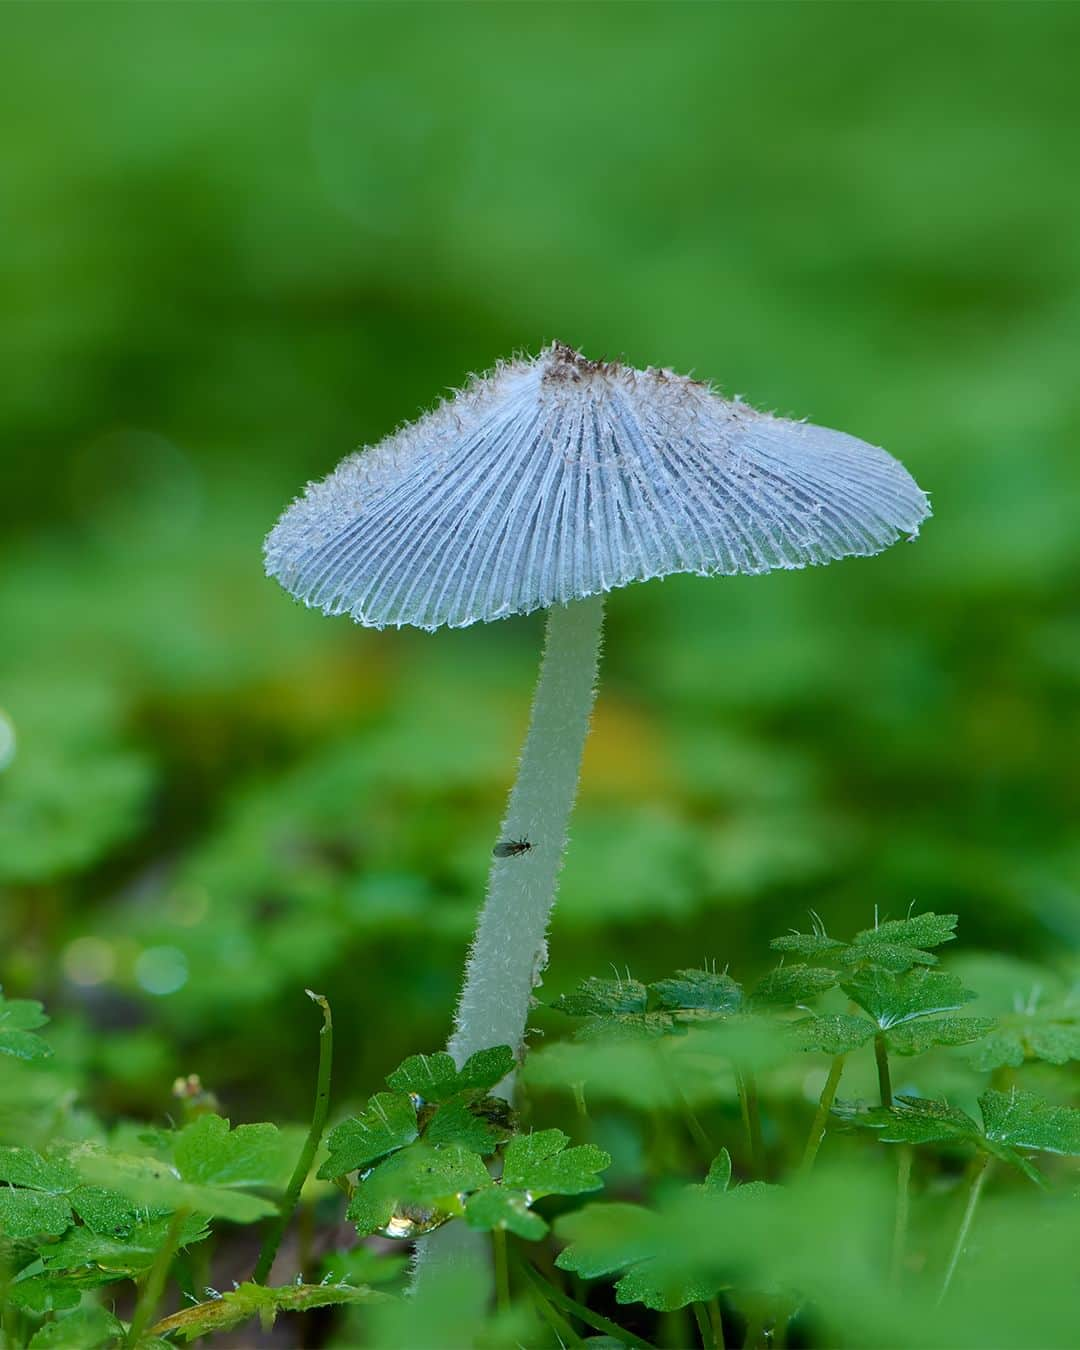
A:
[493, 837, 533, 858]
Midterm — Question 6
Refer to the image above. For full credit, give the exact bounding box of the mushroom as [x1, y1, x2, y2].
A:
[265, 341, 930, 1072]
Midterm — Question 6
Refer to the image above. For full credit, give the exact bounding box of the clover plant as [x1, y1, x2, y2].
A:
[1, 911, 1075, 1347]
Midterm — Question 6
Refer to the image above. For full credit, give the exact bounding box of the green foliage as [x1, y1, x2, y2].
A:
[8, 906, 1068, 1347]
[319, 1047, 514, 1189]
[70, 1140, 280, 1224]
[651, 969, 742, 1016]
[0, 1031, 331, 1343]
[0, 1189, 72, 1240]
[67, 1187, 137, 1237]
[0, 1145, 77, 1191]
[842, 912, 960, 972]
[319, 1093, 420, 1178]
[26, 1307, 125, 1349]
[823, 962, 994, 1055]
[976, 1015, 1080, 1071]
[0, 1145, 161, 1252]
[525, 914, 1074, 1342]
[884, 1015, 995, 1056]
[385, 1047, 514, 1101]
[39, 1211, 212, 1280]
[981, 1088, 1080, 1158]
[6, 1278, 81, 1316]
[0, 898, 1077, 1348]
[840, 967, 977, 1029]
[773, 912, 960, 975]
[788, 1013, 877, 1055]
[346, 1142, 490, 1238]
[0, 679, 154, 885]
[501, 1129, 609, 1197]
[768, 931, 846, 960]
[0, 991, 52, 1062]
[836, 1089, 1080, 1184]
[552, 977, 650, 1019]
[326, 1051, 608, 1241]
[749, 963, 839, 1006]
[172, 1114, 293, 1190]
[464, 1186, 546, 1240]
[462, 1129, 610, 1239]
[556, 1149, 775, 1311]
[525, 1034, 718, 1112]
[540, 912, 994, 1108]
[764, 923, 993, 1060]
[0, 1110, 302, 1350]
[952, 955, 1080, 1070]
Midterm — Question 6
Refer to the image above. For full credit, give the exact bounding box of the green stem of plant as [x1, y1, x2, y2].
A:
[873, 1033, 892, 1108]
[517, 1258, 656, 1349]
[742, 1310, 766, 1350]
[678, 1088, 714, 1160]
[535, 1297, 584, 1346]
[298, 1198, 315, 1281]
[448, 594, 605, 1071]
[735, 1066, 766, 1177]
[1, 1253, 23, 1350]
[708, 1297, 726, 1349]
[694, 1299, 724, 1349]
[890, 1145, 912, 1288]
[772, 1301, 791, 1350]
[799, 1053, 846, 1175]
[527, 1273, 583, 1346]
[125, 1208, 188, 1348]
[492, 1228, 511, 1315]
[253, 990, 333, 1284]
[654, 1043, 713, 1160]
[939, 1151, 992, 1303]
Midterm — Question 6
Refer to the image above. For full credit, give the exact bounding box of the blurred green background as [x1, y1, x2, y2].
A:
[1, 1, 1077, 1130]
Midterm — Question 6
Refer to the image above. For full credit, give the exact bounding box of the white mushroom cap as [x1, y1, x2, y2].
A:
[265, 343, 930, 631]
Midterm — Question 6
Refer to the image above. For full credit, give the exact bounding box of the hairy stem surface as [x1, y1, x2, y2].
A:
[417, 596, 604, 1298]
[449, 594, 605, 1069]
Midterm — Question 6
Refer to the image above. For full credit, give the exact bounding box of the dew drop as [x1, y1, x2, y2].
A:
[379, 1205, 455, 1239]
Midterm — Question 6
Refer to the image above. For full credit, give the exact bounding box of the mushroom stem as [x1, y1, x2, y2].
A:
[448, 592, 605, 1070]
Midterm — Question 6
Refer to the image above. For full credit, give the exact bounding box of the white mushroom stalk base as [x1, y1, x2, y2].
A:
[449, 591, 605, 1071]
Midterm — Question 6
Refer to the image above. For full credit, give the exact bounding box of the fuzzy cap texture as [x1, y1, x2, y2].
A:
[265, 343, 930, 631]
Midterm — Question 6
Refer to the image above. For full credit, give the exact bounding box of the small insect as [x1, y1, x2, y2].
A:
[493, 837, 533, 858]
